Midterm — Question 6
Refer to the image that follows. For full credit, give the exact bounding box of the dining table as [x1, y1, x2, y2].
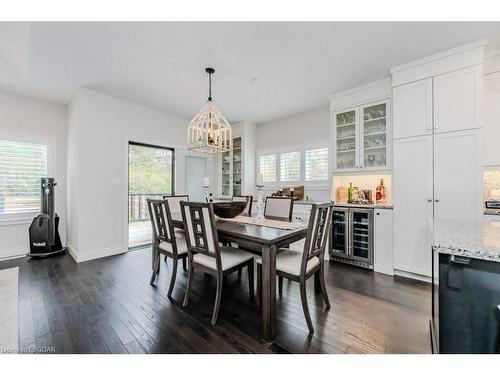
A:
[167, 212, 309, 341]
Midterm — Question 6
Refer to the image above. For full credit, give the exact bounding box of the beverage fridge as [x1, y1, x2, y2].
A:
[329, 206, 374, 269]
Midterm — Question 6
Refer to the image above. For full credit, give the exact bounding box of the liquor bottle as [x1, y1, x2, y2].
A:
[347, 183, 353, 204]
[376, 178, 386, 203]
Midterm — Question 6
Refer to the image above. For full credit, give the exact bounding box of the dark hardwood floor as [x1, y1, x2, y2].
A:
[1, 248, 432, 354]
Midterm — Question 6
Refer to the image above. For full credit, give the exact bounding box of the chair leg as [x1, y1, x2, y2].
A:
[278, 276, 283, 295]
[300, 280, 314, 334]
[167, 258, 178, 298]
[182, 257, 187, 272]
[211, 274, 223, 326]
[247, 261, 254, 302]
[183, 261, 194, 307]
[150, 251, 159, 285]
[319, 266, 331, 309]
[256, 263, 261, 308]
[237, 269, 242, 280]
[164, 255, 168, 263]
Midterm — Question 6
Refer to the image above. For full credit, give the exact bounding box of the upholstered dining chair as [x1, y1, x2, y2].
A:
[162, 195, 189, 265]
[232, 195, 253, 215]
[257, 202, 334, 334]
[264, 196, 294, 220]
[147, 199, 189, 298]
[181, 201, 255, 326]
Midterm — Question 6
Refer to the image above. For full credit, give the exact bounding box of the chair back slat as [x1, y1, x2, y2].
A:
[264, 197, 293, 220]
[301, 202, 334, 273]
[181, 202, 221, 262]
[163, 194, 189, 214]
[232, 195, 253, 215]
[147, 199, 173, 243]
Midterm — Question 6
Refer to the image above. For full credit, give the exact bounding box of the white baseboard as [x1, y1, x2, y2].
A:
[66, 242, 78, 262]
[394, 269, 432, 283]
[72, 244, 126, 263]
[374, 264, 394, 276]
[0, 247, 27, 262]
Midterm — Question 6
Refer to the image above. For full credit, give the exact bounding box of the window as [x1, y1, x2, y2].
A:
[0, 140, 48, 215]
[259, 154, 276, 183]
[280, 151, 301, 182]
[305, 148, 328, 181]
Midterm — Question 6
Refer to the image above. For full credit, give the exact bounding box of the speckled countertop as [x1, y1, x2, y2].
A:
[432, 219, 500, 263]
[334, 203, 393, 209]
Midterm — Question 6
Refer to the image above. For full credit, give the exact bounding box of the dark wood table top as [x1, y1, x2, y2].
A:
[171, 213, 308, 247]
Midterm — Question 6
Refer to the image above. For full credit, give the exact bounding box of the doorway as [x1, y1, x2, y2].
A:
[185, 156, 207, 202]
[128, 141, 174, 249]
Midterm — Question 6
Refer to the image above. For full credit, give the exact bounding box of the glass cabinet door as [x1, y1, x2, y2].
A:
[335, 109, 357, 170]
[232, 137, 242, 196]
[362, 102, 387, 168]
[350, 209, 373, 262]
[331, 209, 349, 256]
[221, 150, 231, 197]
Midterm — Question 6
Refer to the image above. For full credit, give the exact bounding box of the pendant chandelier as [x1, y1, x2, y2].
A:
[187, 67, 231, 153]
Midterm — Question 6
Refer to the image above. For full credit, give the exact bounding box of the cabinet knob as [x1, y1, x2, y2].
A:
[427, 127, 431, 131]
[427, 199, 432, 202]
[435, 125, 439, 129]
[376, 212, 380, 216]
[435, 199, 440, 203]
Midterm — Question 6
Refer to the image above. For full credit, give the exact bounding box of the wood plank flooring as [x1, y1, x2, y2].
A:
[0, 248, 431, 354]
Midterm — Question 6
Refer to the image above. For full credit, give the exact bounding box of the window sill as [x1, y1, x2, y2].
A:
[0, 216, 36, 226]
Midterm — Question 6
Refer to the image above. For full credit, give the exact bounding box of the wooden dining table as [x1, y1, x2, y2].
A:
[168, 212, 308, 341]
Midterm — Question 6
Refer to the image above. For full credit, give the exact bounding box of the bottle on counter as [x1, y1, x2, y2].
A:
[376, 178, 387, 203]
[347, 182, 353, 204]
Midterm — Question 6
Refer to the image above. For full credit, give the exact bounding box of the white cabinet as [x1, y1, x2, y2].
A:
[393, 78, 433, 139]
[393, 136, 434, 276]
[433, 67, 479, 134]
[374, 208, 394, 276]
[217, 121, 256, 198]
[433, 129, 482, 221]
[330, 79, 392, 173]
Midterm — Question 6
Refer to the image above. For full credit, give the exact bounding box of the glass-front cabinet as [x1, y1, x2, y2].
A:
[331, 208, 349, 256]
[333, 99, 390, 172]
[220, 136, 242, 198]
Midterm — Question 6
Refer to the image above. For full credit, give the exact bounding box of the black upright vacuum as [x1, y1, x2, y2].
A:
[28, 178, 66, 257]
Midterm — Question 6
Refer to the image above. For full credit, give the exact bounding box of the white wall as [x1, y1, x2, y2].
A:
[255, 106, 331, 202]
[484, 70, 500, 167]
[0, 90, 67, 260]
[67, 88, 213, 262]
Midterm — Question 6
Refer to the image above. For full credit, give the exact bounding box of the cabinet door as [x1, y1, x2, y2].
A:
[374, 209, 394, 275]
[220, 150, 232, 197]
[330, 208, 349, 257]
[393, 78, 433, 139]
[334, 107, 358, 171]
[232, 136, 242, 196]
[350, 208, 373, 263]
[393, 135, 433, 276]
[433, 67, 479, 134]
[434, 129, 482, 221]
[361, 100, 390, 169]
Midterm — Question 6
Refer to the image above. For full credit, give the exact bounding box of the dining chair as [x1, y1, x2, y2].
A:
[257, 202, 334, 334]
[232, 195, 253, 215]
[181, 201, 255, 325]
[147, 199, 189, 298]
[264, 196, 294, 220]
[162, 195, 189, 264]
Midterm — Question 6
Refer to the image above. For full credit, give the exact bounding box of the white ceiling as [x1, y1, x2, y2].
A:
[1, 22, 500, 123]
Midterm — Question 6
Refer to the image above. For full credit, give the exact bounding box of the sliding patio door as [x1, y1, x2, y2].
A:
[128, 142, 174, 249]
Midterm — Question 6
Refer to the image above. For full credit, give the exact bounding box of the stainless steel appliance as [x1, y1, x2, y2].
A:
[329, 206, 373, 269]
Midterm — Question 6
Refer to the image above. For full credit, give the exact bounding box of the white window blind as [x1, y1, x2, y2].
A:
[280, 151, 301, 182]
[259, 154, 276, 183]
[0, 140, 48, 215]
[305, 148, 328, 181]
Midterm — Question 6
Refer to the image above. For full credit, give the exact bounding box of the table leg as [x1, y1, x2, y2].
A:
[261, 244, 277, 341]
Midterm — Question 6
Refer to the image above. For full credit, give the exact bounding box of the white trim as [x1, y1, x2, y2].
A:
[374, 264, 394, 276]
[66, 241, 78, 262]
[328, 77, 391, 101]
[0, 247, 27, 261]
[394, 269, 432, 284]
[71, 244, 125, 263]
[0, 216, 34, 226]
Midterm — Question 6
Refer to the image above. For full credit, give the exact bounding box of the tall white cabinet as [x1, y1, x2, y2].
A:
[391, 40, 485, 279]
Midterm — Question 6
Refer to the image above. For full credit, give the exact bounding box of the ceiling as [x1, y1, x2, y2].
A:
[1, 22, 500, 123]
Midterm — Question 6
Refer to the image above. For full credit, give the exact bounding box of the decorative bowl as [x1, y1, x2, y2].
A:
[212, 202, 246, 218]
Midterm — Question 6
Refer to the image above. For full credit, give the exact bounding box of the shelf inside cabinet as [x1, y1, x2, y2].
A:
[364, 131, 386, 137]
[363, 116, 386, 123]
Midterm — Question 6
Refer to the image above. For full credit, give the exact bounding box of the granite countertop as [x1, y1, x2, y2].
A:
[333, 203, 393, 209]
[432, 219, 500, 263]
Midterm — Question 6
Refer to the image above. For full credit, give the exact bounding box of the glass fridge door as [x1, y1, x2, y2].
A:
[350, 209, 373, 262]
[331, 208, 349, 257]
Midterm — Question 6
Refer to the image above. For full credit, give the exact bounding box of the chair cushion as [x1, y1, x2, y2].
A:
[193, 246, 254, 271]
[256, 249, 320, 276]
[159, 237, 188, 254]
